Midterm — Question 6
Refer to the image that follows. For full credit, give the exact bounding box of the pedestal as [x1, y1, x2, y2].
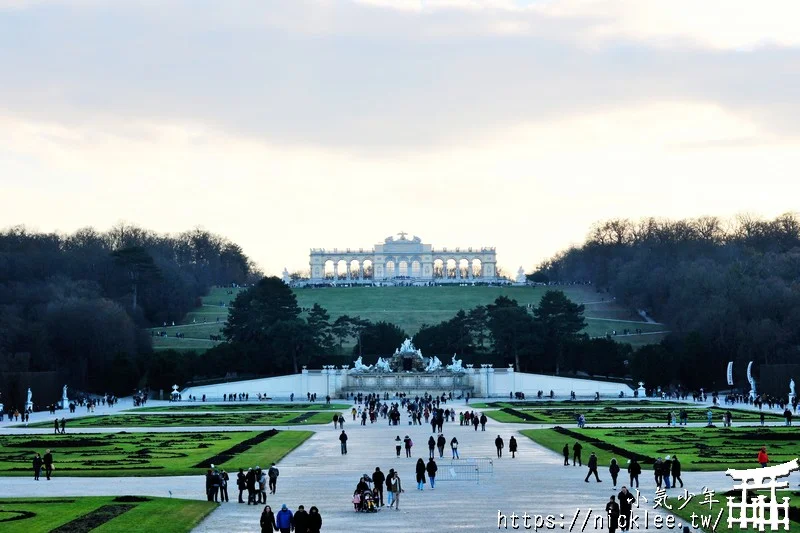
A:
[636, 386, 646, 397]
[25, 401, 33, 412]
[60, 399, 68, 409]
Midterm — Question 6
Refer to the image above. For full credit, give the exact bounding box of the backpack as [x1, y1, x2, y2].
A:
[269, 467, 279, 479]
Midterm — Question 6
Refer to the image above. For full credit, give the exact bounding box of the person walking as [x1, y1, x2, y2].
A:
[426, 458, 438, 489]
[628, 459, 641, 488]
[758, 446, 769, 468]
[437, 434, 446, 458]
[480, 413, 487, 431]
[258, 467, 267, 504]
[60, 418, 66, 434]
[43, 449, 53, 480]
[585, 452, 602, 482]
[618, 487, 633, 531]
[653, 458, 663, 489]
[294, 505, 309, 533]
[386, 469, 396, 508]
[53, 419, 59, 434]
[404, 435, 413, 458]
[573, 442, 583, 466]
[308, 506, 322, 533]
[671, 455, 683, 488]
[268, 463, 279, 494]
[415, 458, 427, 490]
[275, 504, 294, 533]
[663, 456, 672, 489]
[428, 436, 436, 459]
[339, 430, 348, 455]
[563, 443, 570, 466]
[389, 471, 403, 510]
[332, 413, 339, 429]
[372, 467, 386, 506]
[606, 496, 620, 533]
[472, 415, 479, 431]
[33, 453, 43, 480]
[260, 505, 276, 533]
[450, 436, 459, 459]
[609, 458, 620, 489]
[495, 435, 504, 458]
[237, 468, 246, 503]
[509, 436, 518, 458]
[395, 435, 402, 457]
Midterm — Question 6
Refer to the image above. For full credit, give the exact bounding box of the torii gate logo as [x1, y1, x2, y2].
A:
[726, 459, 799, 531]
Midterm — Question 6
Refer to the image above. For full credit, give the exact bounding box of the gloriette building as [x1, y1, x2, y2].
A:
[308, 232, 498, 283]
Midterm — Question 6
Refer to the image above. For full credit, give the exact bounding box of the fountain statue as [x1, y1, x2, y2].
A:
[25, 387, 33, 411]
[60, 385, 69, 409]
[375, 357, 391, 372]
[516, 266, 527, 284]
[790, 378, 796, 402]
[394, 338, 423, 358]
[446, 354, 465, 373]
[351, 356, 373, 373]
[747, 361, 757, 400]
[425, 355, 443, 372]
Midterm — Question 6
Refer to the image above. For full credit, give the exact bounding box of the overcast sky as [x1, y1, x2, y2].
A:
[1, 0, 799, 275]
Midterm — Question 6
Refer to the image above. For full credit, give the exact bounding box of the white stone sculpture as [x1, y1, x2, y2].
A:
[25, 387, 33, 411]
[747, 361, 756, 400]
[351, 356, 373, 373]
[62, 385, 68, 401]
[375, 357, 391, 373]
[790, 379, 796, 401]
[516, 266, 527, 284]
[425, 355, 443, 372]
[281, 267, 291, 285]
[446, 354, 465, 373]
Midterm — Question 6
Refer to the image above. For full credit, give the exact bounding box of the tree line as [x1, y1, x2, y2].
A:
[531, 213, 800, 390]
[0, 224, 261, 394]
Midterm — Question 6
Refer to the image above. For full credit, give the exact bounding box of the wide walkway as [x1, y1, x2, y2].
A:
[0, 399, 767, 532]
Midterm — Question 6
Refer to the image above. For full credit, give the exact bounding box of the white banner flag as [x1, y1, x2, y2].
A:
[727, 361, 734, 386]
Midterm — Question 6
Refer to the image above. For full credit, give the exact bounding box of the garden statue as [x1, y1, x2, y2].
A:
[25, 387, 33, 411]
[351, 356, 372, 373]
[425, 355, 443, 372]
[790, 378, 796, 401]
[446, 354, 465, 373]
[375, 357, 391, 372]
[516, 266, 526, 284]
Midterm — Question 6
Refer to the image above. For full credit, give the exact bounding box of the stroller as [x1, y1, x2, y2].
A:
[352, 474, 378, 512]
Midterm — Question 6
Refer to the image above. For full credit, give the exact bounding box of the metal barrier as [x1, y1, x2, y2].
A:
[438, 458, 493, 484]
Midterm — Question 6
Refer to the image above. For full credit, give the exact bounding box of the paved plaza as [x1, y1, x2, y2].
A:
[0, 399, 792, 532]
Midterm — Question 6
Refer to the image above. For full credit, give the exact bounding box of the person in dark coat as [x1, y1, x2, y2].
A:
[509, 436, 518, 458]
[372, 467, 386, 506]
[653, 458, 663, 489]
[436, 434, 446, 458]
[671, 455, 683, 488]
[293, 505, 309, 533]
[480, 413, 488, 431]
[237, 468, 246, 503]
[260, 505, 277, 533]
[308, 506, 322, 533]
[403, 435, 413, 458]
[428, 436, 436, 459]
[618, 487, 633, 531]
[415, 458, 427, 490]
[43, 449, 53, 480]
[426, 458, 438, 489]
[609, 458, 621, 488]
[33, 453, 43, 480]
[663, 457, 672, 489]
[628, 459, 641, 488]
[606, 496, 620, 533]
[246, 468, 257, 505]
[563, 444, 570, 466]
[395, 435, 402, 457]
[495, 435, 504, 458]
[472, 415, 479, 431]
[339, 430, 348, 455]
[585, 452, 602, 482]
[573, 442, 583, 466]
[54, 419, 60, 434]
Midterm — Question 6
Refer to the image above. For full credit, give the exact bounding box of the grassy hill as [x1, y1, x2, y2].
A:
[151, 285, 668, 352]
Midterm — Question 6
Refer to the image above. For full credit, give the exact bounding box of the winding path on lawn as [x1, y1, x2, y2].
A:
[3, 398, 780, 532]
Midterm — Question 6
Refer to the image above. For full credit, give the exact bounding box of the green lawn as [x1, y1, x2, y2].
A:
[471, 400, 685, 409]
[0, 430, 311, 476]
[151, 285, 663, 352]
[129, 403, 349, 412]
[0, 496, 218, 533]
[485, 406, 781, 424]
[0, 496, 216, 533]
[521, 426, 800, 471]
[28, 412, 333, 428]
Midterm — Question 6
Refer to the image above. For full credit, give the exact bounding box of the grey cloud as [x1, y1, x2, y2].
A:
[0, 0, 798, 151]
